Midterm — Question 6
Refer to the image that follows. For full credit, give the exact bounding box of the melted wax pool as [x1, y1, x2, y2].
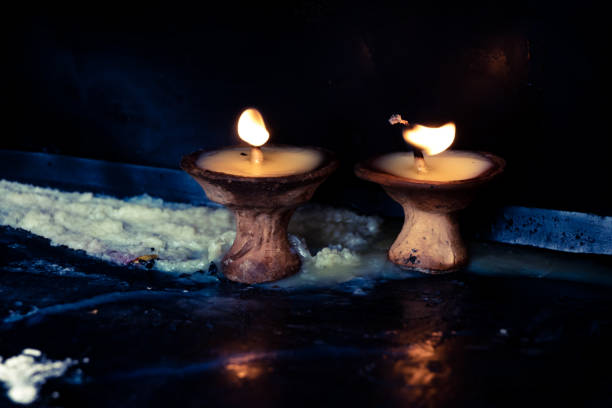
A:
[0, 180, 410, 289]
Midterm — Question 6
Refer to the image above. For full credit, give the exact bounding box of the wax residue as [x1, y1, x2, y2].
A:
[197, 147, 323, 177]
[373, 151, 492, 181]
[0, 349, 76, 405]
[0, 180, 405, 287]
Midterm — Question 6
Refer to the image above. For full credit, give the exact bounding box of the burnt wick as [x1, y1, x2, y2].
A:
[389, 113, 429, 174]
[388, 114, 410, 127]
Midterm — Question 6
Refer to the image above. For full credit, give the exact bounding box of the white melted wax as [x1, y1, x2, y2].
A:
[0, 349, 76, 405]
[0, 180, 408, 287]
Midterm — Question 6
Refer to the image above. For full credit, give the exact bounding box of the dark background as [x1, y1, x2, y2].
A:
[4, 3, 610, 214]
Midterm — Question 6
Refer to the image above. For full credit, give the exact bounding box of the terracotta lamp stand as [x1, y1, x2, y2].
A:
[181, 147, 338, 284]
[355, 152, 505, 274]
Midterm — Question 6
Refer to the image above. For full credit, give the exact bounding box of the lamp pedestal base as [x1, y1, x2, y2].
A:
[181, 147, 338, 284]
[355, 151, 505, 274]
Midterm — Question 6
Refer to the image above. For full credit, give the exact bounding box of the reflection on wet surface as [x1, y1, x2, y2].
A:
[2, 226, 612, 407]
[393, 332, 443, 388]
[221, 351, 274, 384]
[225, 360, 264, 381]
[387, 331, 453, 406]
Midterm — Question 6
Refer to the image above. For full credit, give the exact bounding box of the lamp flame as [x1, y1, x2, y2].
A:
[238, 108, 270, 147]
[403, 123, 456, 156]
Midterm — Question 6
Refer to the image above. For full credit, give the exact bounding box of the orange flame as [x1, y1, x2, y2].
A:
[237, 108, 270, 147]
[403, 123, 456, 156]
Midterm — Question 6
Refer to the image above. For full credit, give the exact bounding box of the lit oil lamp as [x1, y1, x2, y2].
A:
[181, 108, 338, 284]
[355, 114, 505, 273]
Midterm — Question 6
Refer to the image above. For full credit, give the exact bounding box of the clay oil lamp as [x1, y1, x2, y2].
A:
[181, 108, 338, 284]
[355, 114, 505, 274]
